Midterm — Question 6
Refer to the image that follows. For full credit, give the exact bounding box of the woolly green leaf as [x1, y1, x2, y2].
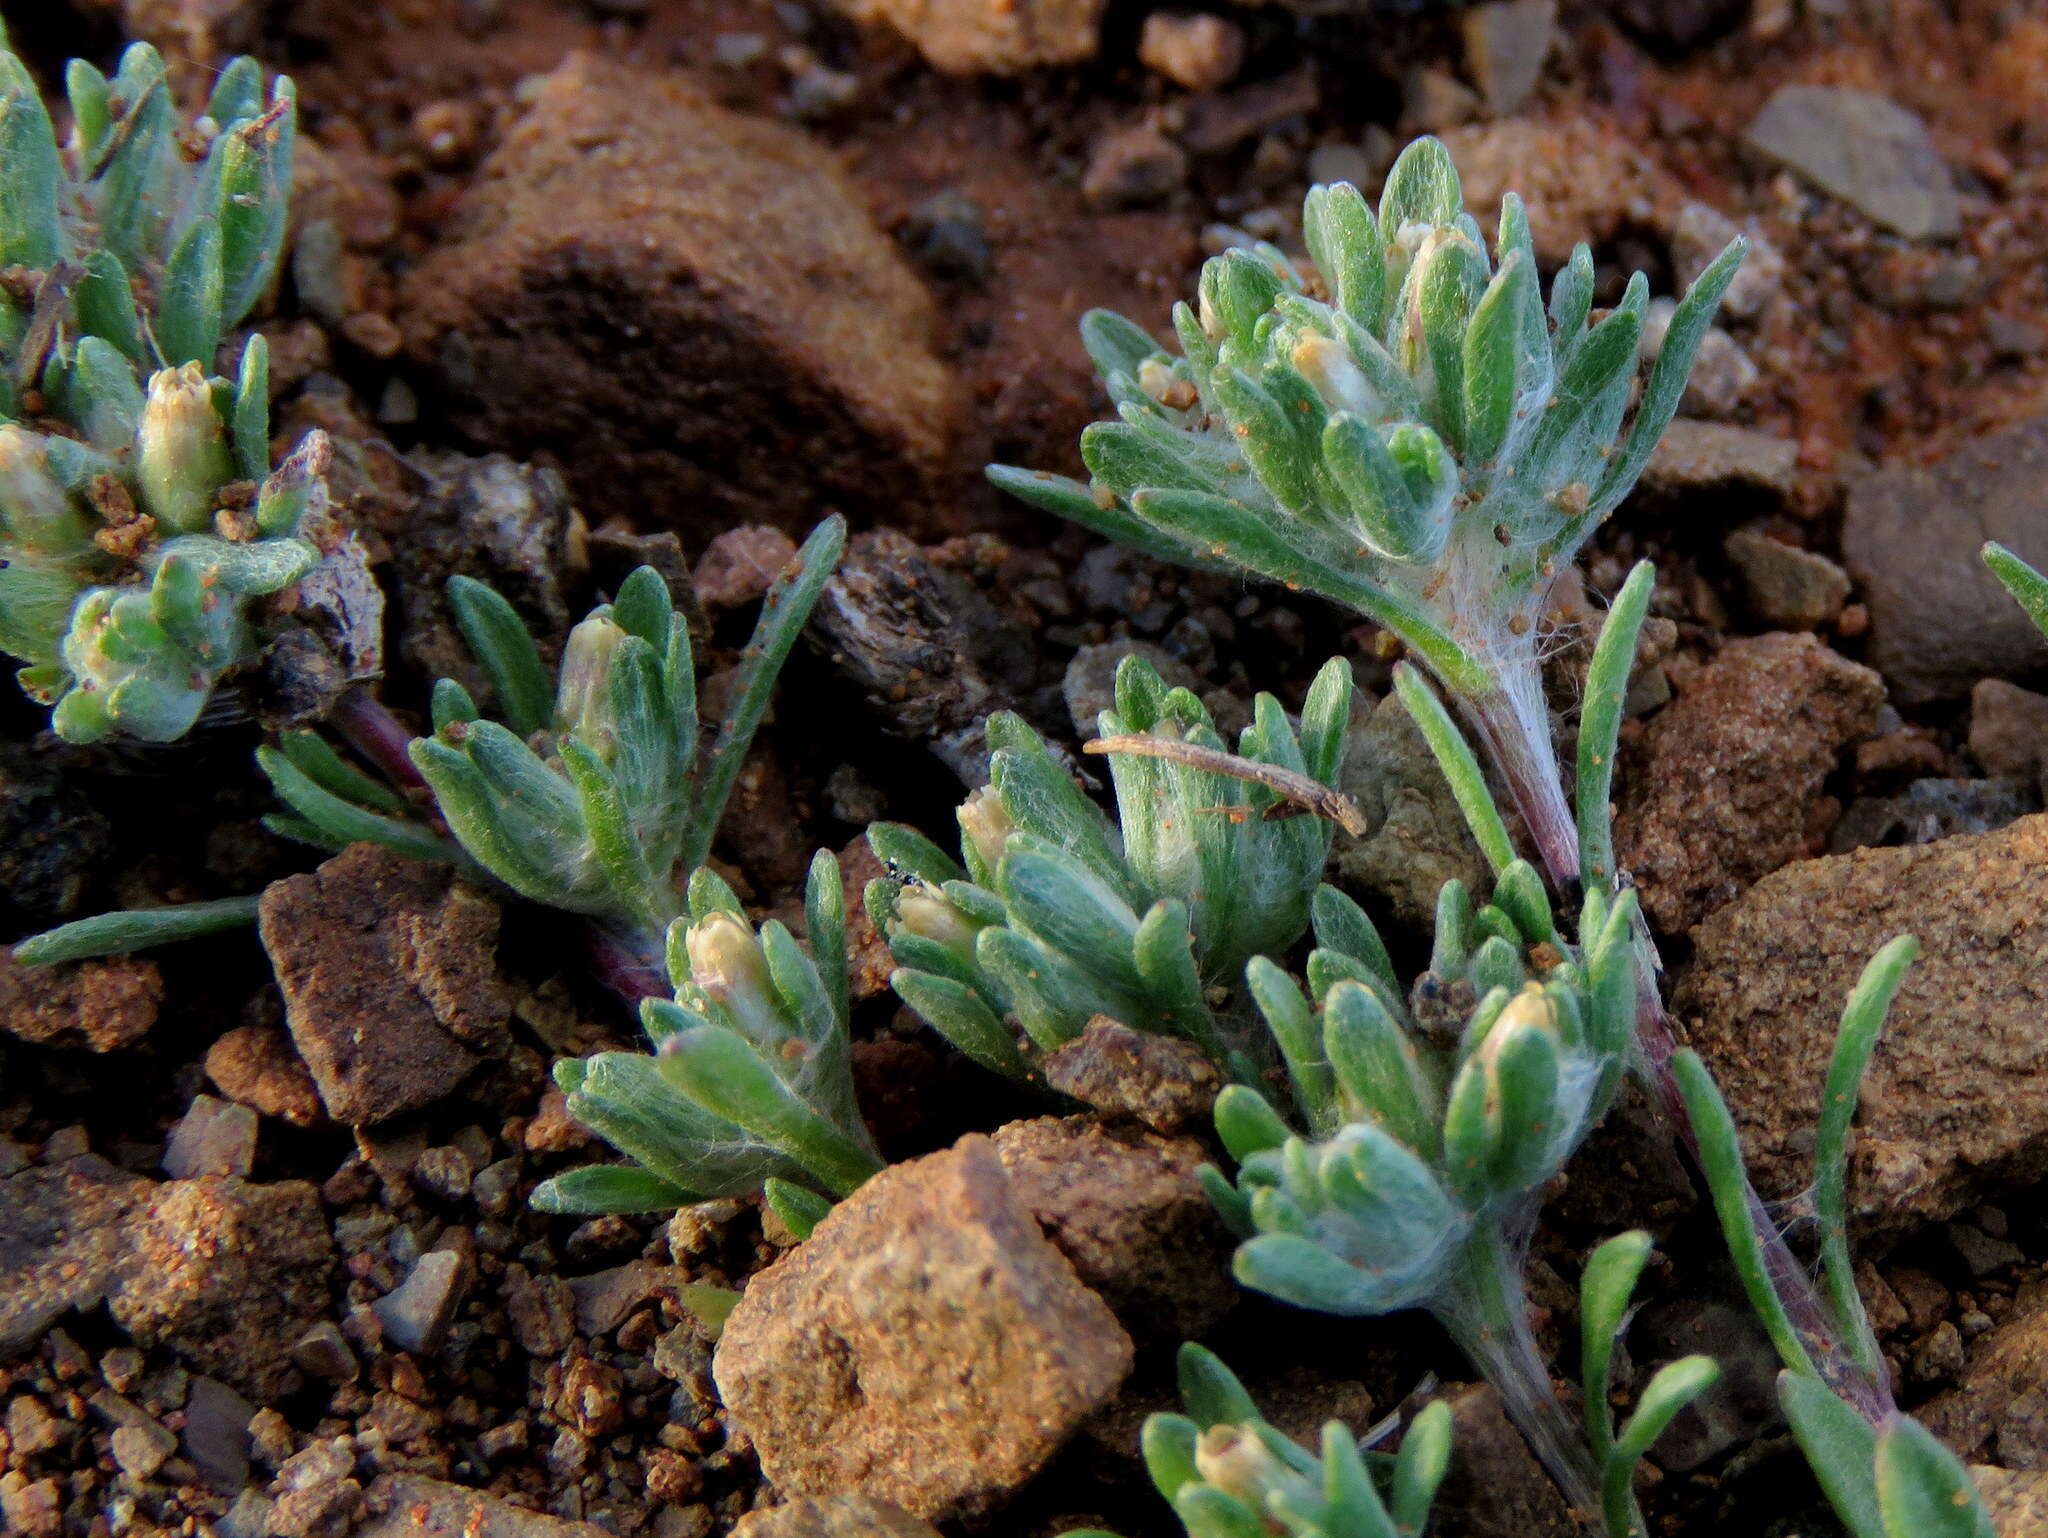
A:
[763, 1177, 833, 1240]
[259, 744, 457, 866]
[1816, 936, 1918, 1378]
[1305, 179, 1387, 334]
[529, 1164, 692, 1216]
[1874, 1417, 1994, 1538]
[1391, 665, 1513, 874]
[1081, 309, 1165, 379]
[890, 967, 1030, 1082]
[1595, 237, 1747, 516]
[1779, 1375, 1884, 1538]
[13, 895, 262, 966]
[1577, 560, 1655, 890]
[157, 217, 225, 368]
[447, 574, 551, 738]
[680, 513, 844, 872]
[657, 1025, 881, 1197]
[0, 52, 60, 269]
[1605, 1357, 1719, 1538]
[1985, 542, 2048, 640]
[1377, 136, 1462, 238]
[1214, 1082, 1291, 1162]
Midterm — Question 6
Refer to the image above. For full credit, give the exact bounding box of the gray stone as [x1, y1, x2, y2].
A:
[0, 1155, 151, 1356]
[567, 1261, 679, 1338]
[1063, 640, 1207, 739]
[1744, 85, 1960, 240]
[1670, 201, 1784, 322]
[1723, 528, 1850, 630]
[180, 1377, 254, 1493]
[1843, 416, 2048, 705]
[1972, 679, 2048, 779]
[1460, 0, 1556, 116]
[1831, 778, 2039, 853]
[1403, 67, 1480, 132]
[1642, 298, 1755, 417]
[268, 1437, 363, 1538]
[1640, 419, 1799, 502]
[162, 1095, 258, 1180]
[1330, 690, 1493, 930]
[288, 1322, 357, 1385]
[356, 1475, 614, 1536]
[372, 1250, 468, 1356]
[1082, 123, 1189, 209]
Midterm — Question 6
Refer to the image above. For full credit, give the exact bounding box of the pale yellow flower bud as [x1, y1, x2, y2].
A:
[137, 363, 232, 535]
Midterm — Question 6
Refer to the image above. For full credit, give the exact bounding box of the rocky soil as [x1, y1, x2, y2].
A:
[9, 0, 2048, 1535]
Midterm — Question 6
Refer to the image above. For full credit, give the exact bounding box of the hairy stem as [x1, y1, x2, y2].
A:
[1442, 1227, 1601, 1526]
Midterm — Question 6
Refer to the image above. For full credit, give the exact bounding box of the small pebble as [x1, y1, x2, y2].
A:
[1138, 11, 1246, 93]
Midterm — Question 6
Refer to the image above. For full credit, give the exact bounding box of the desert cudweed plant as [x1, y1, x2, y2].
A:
[1202, 675, 1655, 1514]
[1065, 1344, 1454, 1538]
[866, 650, 1350, 1087]
[990, 135, 1742, 884]
[535, 852, 881, 1225]
[0, 42, 319, 741]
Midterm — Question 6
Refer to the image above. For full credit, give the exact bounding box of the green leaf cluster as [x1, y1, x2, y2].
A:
[868, 651, 1351, 1087]
[533, 851, 882, 1220]
[254, 520, 845, 944]
[1065, 1344, 1452, 1538]
[990, 136, 1744, 706]
[1207, 839, 1642, 1320]
[0, 43, 314, 741]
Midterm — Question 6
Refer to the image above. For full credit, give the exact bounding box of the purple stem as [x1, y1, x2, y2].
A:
[331, 686, 429, 795]
[587, 925, 672, 1010]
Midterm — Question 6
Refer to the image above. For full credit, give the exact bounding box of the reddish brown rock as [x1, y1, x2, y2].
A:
[1438, 117, 1682, 268]
[356, 1474, 614, 1537]
[259, 843, 509, 1126]
[1616, 632, 1884, 933]
[1434, 1384, 1577, 1538]
[732, 1497, 940, 1538]
[205, 1023, 325, 1128]
[694, 526, 799, 613]
[1921, 1284, 2048, 1466]
[0, 1154, 153, 1356]
[990, 1115, 1236, 1341]
[109, 1177, 332, 1399]
[399, 54, 955, 541]
[0, 949, 161, 1052]
[1041, 1017, 1222, 1133]
[714, 1135, 1133, 1520]
[836, 0, 1105, 74]
[1676, 815, 2048, 1227]
[1972, 678, 2048, 780]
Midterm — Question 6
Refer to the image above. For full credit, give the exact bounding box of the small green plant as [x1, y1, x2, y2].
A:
[867, 651, 1351, 1087]
[1675, 937, 1994, 1538]
[1200, 666, 1662, 1515]
[536, 851, 881, 1224]
[991, 136, 1742, 882]
[1063, 1344, 1454, 1538]
[19, 520, 845, 972]
[0, 42, 317, 741]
